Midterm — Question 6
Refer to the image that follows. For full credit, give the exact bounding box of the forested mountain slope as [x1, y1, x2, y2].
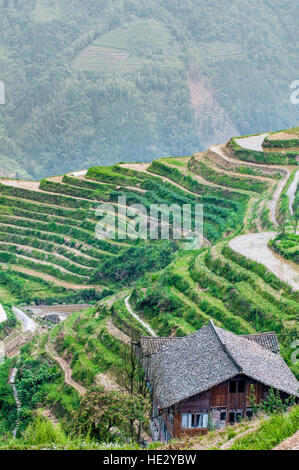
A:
[0, 0, 298, 179]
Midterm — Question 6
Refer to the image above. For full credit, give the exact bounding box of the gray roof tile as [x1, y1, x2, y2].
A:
[143, 322, 299, 409]
[241, 332, 280, 353]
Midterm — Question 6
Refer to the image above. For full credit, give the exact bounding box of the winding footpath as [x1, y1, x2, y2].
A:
[268, 171, 291, 227]
[9, 368, 21, 438]
[0, 340, 4, 363]
[273, 430, 299, 450]
[226, 134, 299, 291]
[0, 305, 6, 362]
[208, 143, 290, 227]
[125, 296, 156, 337]
[287, 170, 299, 216]
[45, 342, 86, 396]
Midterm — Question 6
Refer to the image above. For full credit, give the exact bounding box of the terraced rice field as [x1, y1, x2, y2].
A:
[0, 140, 291, 300]
[73, 18, 182, 73]
[0, 132, 298, 449]
[0, 134, 298, 380]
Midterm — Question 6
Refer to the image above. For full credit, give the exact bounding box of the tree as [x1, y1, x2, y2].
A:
[249, 386, 295, 415]
[111, 333, 149, 398]
[70, 386, 150, 442]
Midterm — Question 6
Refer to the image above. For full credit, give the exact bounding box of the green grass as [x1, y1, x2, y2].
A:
[52, 306, 128, 387]
[188, 157, 269, 193]
[263, 127, 299, 148]
[0, 359, 17, 434]
[0, 414, 155, 449]
[0, 284, 19, 303]
[228, 137, 298, 165]
[230, 406, 299, 450]
[269, 233, 299, 265]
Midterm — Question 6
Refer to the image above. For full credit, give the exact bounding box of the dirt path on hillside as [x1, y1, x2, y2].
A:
[226, 137, 298, 291]
[106, 317, 130, 344]
[1, 250, 89, 279]
[125, 296, 156, 336]
[287, 170, 299, 215]
[220, 420, 261, 449]
[0, 179, 98, 204]
[208, 144, 290, 227]
[121, 162, 205, 196]
[4, 329, 33, 358]
[9, 367, 21, 437]
[226, 135, 291, 227]
[45, 342, 86, 396]
[120, 163, 212, 246]
[99, 291, 129, 309]
[208, 144, 287, 175]
[70, 170, 88, 178]
[70, 171, 147, 193]
[0, 263, 103, 290]
[0, 340, 5, 362]
[273, 430, 299, 450]
[121, 161, 249, 195]
[0, 180, 40, 191]
[171, 417, 262, 450]
[38, 408, 60, 426]
[194, 152, 274, 182]
[229, 232, 299, 291]
[94, 372, 121, 391]
[0, 242, 94, 271]
[268, 173, 291, 227]
[0, 220, 114, 258]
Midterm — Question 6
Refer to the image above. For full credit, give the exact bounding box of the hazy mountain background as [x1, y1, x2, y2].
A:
[0, 0, 298, 179]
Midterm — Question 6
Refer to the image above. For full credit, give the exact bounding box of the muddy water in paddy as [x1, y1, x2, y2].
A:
[24, 304, 90, 322]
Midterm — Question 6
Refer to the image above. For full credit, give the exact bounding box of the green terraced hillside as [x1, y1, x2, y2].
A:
[0, 130, 298, 448]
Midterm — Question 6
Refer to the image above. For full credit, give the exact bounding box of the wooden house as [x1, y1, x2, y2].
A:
[134, 320, 299, 442]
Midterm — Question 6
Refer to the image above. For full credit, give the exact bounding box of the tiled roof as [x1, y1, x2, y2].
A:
[143, 321, 299, 409]
[214, 325, 298, 400]
[241, 332, 280, 353]
[139, 337, 183, 355]
[140, 332, 280, 356]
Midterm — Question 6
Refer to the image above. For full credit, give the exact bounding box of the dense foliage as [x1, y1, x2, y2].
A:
[70, 386, 150, 442]
[0, 0, 298, 178]
[269, 233, 299, 265]
[0, 360, 17, 435]
[230, 405, 299, 450]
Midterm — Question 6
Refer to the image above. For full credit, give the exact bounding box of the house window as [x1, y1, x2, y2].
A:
[229, 380, 245, 393]
[229, 411, 243, 424]
[181, 413, 209, 429]
[220, 411, 227, 421]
